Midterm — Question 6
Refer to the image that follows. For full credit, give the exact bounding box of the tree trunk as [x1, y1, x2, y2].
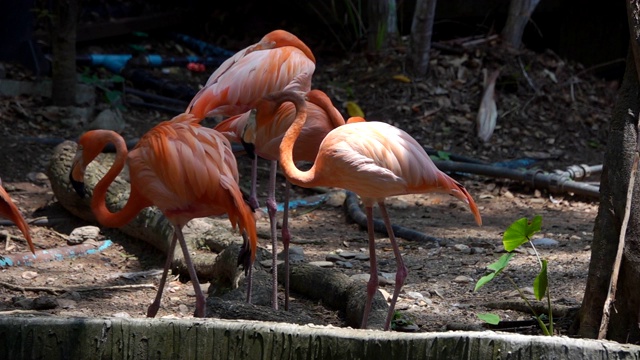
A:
[367, 0, 395, 52]
[575, 1, 640, 343]
[51, 0, 78, 106]
[408, 0, 437, 77]
[501, 0, 540, 49]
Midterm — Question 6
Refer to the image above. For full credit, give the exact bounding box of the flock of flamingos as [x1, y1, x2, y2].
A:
[1, 29, 482, 331]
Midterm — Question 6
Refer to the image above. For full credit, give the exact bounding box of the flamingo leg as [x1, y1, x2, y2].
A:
[266, 160, 279, 310]
[378, 201, 408, 331]
[175, 226, 206, 317]
[281, 179, 292, 310]
[241, 231, 253, 303]
[241, 154, 259, 305]
[147, 232, 178, 317]
[248, 154, 261, 210]
[361, 205, 379, 329]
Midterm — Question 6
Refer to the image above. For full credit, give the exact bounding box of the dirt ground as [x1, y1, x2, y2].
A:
[0, 32, 614, 335]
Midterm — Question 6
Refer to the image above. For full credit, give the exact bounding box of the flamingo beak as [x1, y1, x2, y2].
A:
[69, 151, 86, 198]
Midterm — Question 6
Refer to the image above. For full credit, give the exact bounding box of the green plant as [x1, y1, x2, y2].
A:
[474, 215, 554, 335]
[80, 72, 126, 109]
[307, 0, 366, 52]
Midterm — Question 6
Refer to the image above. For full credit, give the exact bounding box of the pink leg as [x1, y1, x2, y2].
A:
[378, 201, 408, 331]
[241, 154, 260, 304]
[240, 231, 253, 303]
[282, 180, 291, 310]
[266, 160, 279, 310]
[248, 154, 260, 210]
[147, 232, 178, 317]
[175, 226, 206, 317]
[361, 205, 379, 329]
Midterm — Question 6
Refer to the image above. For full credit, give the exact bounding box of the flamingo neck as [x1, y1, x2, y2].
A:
[278, 92, 318, 187]
[90, 134, 145, 228]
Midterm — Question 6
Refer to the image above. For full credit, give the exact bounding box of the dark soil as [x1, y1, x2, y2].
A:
[0, 29, 614, 335]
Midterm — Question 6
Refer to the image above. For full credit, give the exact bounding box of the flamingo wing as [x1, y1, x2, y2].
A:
[128, 117, 240, 223]
[188, 41, 315, 119]
[314, 122, 468, 200]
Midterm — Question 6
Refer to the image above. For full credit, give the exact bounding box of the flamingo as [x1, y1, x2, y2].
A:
[69, 113, 258, 317]
[267, 90, 482, 330]
[215, 89, 363, 310]
[0, 178, 35, 254]
[187, 29, 316, 121]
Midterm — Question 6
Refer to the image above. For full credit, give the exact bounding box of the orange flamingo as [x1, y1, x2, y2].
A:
[187, 29, 316, 120]
[215, 89, 363, 310]
[0, 178, 35, 254]
[268, 90, 482, 330]
[69, 113, 258, 317]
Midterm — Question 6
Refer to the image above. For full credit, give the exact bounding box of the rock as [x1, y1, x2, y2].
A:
[68, 225, 101, 244]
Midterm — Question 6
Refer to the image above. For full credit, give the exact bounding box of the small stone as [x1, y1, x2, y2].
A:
[13, 296, 33, 309]
[335, 261, 353, 269]
[325, 253, 346, 262]
[33, 296, 58, 310]
[178, 304, 189, 314]
[532, 237, 559, 247]
[406, 291, 425, 300]
[309, 261, 334, 268]
[21, 271, 38, 280]
[112, 312, 131, 318]
[335, 250, 358, 259]
[453, 275, 474, 283]
[453, 244, 471, 253]
[68, 226, 101, 244]
[350, 274, 370, 282]
[56, 298, 77, 309]
[354, 253, 370, 261]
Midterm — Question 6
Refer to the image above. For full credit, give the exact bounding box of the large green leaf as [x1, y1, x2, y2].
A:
[474, 253, 515, 291]
[474, 272, 497, 292]
[503, 215, 542, 251]
[477, 313, 500, 325]
[486, 253, 515, 272]
[534, 259, 548, 301]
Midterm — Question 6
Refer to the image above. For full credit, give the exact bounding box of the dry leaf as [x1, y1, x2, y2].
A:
[393, 74, 412, 83]
[346, 101, 365, 117]
[476, 68, 500, 142]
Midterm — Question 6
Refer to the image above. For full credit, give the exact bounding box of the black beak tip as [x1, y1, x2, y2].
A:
[241, 140, 256, 159]
[69, 174, 86, 198]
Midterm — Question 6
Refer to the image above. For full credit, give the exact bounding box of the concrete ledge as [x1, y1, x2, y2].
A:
[0, 316, 638, 359]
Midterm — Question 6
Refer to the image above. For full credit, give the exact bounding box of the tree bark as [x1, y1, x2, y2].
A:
[51, 0, 78, 106]
[408, 0, 437, 77]
[575, 2, 640, 342]
[501, 0, 540, 49]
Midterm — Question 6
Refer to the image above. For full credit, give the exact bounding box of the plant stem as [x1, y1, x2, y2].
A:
[505, 273, 550, 335]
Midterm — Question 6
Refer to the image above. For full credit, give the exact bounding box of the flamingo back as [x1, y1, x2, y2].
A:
[188, 45, 315, 120]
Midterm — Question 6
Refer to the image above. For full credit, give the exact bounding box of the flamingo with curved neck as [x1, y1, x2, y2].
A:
[270, 90, 482, 331]
[70, 113, 258, 317]
[214, 89, 363, 310]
